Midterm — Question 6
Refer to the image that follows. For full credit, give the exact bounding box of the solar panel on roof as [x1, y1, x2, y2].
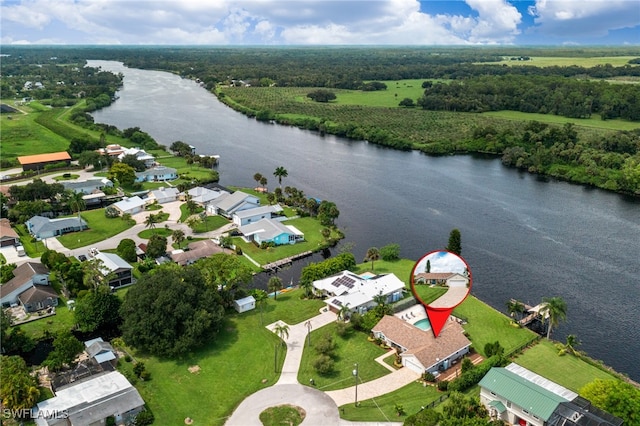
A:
[332, 299, 342, 306]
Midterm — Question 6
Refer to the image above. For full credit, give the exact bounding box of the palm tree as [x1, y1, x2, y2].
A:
[172, 229, 185, 249]
[539, 296, 567, 339]
[337, 304, 351, 322]
[268, 276, 283, 300]
[273, 166, 288, 188]
[66, 191, 86, 223]
[506, 299, 525, 322]
[365, 247, 380, 272]
[273, 323, 290, 372]
[144, 214, 158, 233]
[259, 176, 268, 190]
[253, 172, 263, 188]
[300, 279, 314, 299]
[564, 334, 580, 355]
[251, 289, 268, 325]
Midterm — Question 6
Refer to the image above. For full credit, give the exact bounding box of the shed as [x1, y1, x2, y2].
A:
[233, 295, 256, 313]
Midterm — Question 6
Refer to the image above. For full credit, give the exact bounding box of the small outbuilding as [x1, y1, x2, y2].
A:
[17, 151, 71, 172]
[233, 295, 256, 313]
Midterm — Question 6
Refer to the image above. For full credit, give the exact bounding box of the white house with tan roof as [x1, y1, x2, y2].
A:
[372, 315, 471, 375]
[413, 272, 469, 287]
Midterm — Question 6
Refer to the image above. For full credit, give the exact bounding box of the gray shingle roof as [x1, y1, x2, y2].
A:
[27, 216, 87, 235]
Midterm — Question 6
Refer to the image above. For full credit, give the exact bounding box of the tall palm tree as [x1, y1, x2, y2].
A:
[253, 172, 263, 188]
[300, 279, 314, 299]
[365, 247, 380, 272]
[268, 276, 283, 300]
[259, 176, 268, 190]
[539, 296, 567, 339]
[144, 214, 158, 233]
[251, 289, 268, 325]
[66, 190, 86, 223]
[273, 323, 290, 372]
[273, 166, 288, 188]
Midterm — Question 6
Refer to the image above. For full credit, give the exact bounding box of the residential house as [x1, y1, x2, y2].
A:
[118, 147, 156, 168]
[169, 239, 224, 266]
[313, 271, 405, 315]
[180, 186, 228, 206]
[18, 285, 58, 313]
[97, 144, 125, 157]
[94, 252, 134, 289]
[17, 151, 71, 172]
[0, 218, 19, 247]
[479, 363, 623, 426]
[147, 187, 180, 204]
[62, 178, 113, 195]
[0, 262, 54, 311]
[372, 315, 471, 375]
[413, 272, 469, 287]
[233, 204, 283, 226]
[26, 216, 88, 240]
[34, 371, 145, 426]
[207, 190, 260, 218]
[239, 218, 304, 246]
[84, 337, 117, 367]
[111, 196, 146, 215]
[135, 166, 177, 182]
[233, 295, 256, 313]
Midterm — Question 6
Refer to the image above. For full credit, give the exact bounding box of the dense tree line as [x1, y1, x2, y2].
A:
[417, 75, 640, 121]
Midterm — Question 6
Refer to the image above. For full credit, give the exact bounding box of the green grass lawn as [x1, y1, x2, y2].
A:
[453, 296, 538, 357]
[352, 258, 416, 287]
[412, 285, 448, 305]
[339, 381, 443, 421]
[0, 101, 71, 162]
[151, 152, 218, 182]
[485, 56, 640, 68]
[57, 209, 136, 249]
[191, 215, 229, 233]
[15, 224, 47, 257]
[483, 110, 640, 131]
[179, 203, 204, 222]
[138, 228, 173, 239]
[513, 340, 619, 393]
[127, 289, 323, 425]
[335, 79, 445, 108]
[233, 217, 340, 266]
[16, 299, 75, 340]
[297, 322, 390, 391]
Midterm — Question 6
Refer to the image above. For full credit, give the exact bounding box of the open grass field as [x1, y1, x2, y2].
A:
[128, 289, 324, 425]
[453, 295, 539, 357]
[57, 209, 136, 249]
[0, 101, 71, 163]
[335, 79, 447, 108]
[513, 340, 619, 392]
[483, 111, 640, 131]
[339, 381, 442, 421]
[489, 56, 640, 68]
[297, 322, 390, 391]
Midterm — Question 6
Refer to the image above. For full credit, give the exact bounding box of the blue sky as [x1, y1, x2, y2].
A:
[1, 0, 638, 45]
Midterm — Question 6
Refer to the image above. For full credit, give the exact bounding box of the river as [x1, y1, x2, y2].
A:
[88, 60, 640, 382]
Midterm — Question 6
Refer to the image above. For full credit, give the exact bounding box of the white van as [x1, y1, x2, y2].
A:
[16, 245, 26, 256]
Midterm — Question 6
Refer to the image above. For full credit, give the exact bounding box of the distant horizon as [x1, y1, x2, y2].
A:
[2, 1, 638, 46]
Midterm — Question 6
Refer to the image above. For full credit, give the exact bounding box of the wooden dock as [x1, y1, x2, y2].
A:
[510, 299, 548, 326]
[262, 251, 313, 270]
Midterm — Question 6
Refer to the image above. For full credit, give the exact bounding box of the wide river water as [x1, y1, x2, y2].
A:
[88, 60, 640, 381]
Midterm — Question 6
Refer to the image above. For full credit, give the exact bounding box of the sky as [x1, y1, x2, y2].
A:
[416, 251, 468, 275]
[0, 0, 639, 46]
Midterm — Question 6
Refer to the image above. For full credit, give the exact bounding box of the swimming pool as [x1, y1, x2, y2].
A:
[413, 318, 431, 331]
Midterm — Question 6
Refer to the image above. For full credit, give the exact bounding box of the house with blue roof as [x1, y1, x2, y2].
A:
[26, 215, 88, 240]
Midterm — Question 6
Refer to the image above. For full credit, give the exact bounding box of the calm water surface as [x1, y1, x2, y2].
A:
[89, 61, 640, 381]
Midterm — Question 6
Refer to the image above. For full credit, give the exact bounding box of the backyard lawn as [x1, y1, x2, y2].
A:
[412, 285, 448, 305]
[453, 295, 538, 356]
[57, 209, 136, 249]
[15, 224, 47, 257]
[513, 340, 620, 393]
[352, 258, 416, 286]
[16, 300, 75, 340]
[297, 322, 391, 391]
[190, 215, 229, 233]
[125, 289, 324, 425]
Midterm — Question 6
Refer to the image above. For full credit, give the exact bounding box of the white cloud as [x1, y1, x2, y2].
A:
[1, 0, 633, 45]
[528, 0, 640, 37]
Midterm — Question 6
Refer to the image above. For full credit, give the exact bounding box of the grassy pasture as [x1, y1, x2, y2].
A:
[489, 56, 640, 68]
[483, 111, 640, 131]
[0, 101, 71, 162]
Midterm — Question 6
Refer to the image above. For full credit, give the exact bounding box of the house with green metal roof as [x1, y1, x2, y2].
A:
[480, 364, 571, 426]
[480, 363, 623, 426]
